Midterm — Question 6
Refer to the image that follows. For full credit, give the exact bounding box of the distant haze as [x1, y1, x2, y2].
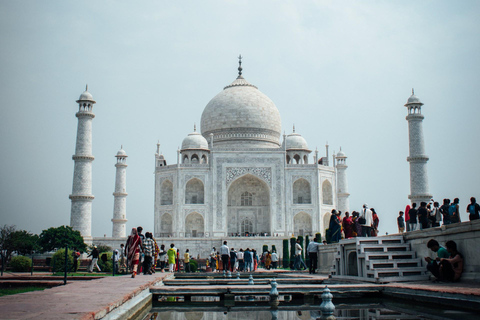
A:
[1, 1, 479, 237]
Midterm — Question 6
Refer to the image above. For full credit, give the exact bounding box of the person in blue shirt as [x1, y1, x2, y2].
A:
[425, 239, 449, 280]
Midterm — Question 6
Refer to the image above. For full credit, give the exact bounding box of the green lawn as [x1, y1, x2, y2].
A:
[51, 272, 127, 277]
[0, 286, 46, 297]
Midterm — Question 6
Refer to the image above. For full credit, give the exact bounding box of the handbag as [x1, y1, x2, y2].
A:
[358, 216, 366, 225]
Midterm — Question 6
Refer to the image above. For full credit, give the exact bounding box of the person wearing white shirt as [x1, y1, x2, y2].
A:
[220, 241, 229, 271]
[306, 240, 319, 274]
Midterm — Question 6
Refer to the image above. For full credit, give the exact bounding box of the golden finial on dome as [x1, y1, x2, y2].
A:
[238, 54, 243, 77]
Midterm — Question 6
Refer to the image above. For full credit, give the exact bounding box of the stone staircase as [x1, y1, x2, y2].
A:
[330, 236, 429, 283]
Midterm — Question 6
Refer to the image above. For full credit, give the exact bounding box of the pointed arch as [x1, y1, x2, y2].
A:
[160, 213, 173, 237]
[303, 155, 308, 164]
[191, 154, 199, 163]
[286, 155, 291, 164]
[294, 212, 312, 236]
[322, 180, 333, 205]
[182, 155, 189, 164]
[293, 178, 311, 204]
[185, 178, 204, 204]
[185, 212, 204, 237]
[161, 180, 173, 205]
[227, 174, 270, 236]
[293, 154, 301, 164]
[201, 154, 207, 164]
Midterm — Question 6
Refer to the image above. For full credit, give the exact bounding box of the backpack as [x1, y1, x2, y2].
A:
[468, 204, 476, 216]
[448, 204, 456, 216]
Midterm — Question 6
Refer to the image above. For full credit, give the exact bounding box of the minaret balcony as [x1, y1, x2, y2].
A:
[406, 155, 429, 162]
[69, 194, 95, 200]
[76, 111, 95, 118]
[72, 155, 95, 161]
[113, 192, 128, 196]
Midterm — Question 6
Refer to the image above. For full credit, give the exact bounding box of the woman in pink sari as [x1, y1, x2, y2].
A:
[125, 228, 142, 278]
[342, 212, 354, 239]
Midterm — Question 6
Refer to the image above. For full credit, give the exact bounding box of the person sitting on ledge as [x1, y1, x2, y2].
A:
[424, 239, 449, 280]
[439, 240, 464, 282]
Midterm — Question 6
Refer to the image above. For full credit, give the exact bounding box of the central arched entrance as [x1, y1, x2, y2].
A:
[227, 174, 270, 236]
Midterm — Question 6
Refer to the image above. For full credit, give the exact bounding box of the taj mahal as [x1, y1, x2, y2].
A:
[152, 58, 350, 240]
[69, 57, 431, 255]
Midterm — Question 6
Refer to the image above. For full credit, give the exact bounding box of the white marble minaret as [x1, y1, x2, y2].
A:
[111, 146, 128, 237]
[405, 90, 432, 205]
[336, 148, 350, 213]
[69, 86, 96, 242]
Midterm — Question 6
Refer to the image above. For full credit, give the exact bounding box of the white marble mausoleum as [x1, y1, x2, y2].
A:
[153, 59, 350, 239]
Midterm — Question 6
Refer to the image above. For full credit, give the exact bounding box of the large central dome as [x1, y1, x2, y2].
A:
[201, 72, 282, 149]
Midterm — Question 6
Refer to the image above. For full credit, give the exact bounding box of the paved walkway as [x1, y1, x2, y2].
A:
[0, 272, 169, 320]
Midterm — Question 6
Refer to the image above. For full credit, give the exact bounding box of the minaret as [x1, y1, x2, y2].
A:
[112, 146, 128, 238]
[69, 85, 96, 242]
[405, 90, 432, 204]
[335, 148, 350, 213]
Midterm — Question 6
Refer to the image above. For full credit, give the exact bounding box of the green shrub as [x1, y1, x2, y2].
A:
[98, 252, 113, 272]
[10, 256, 32, 272]
[282, 239, 289, 268]
[93, 244, 112, 254]
[271, 245, 276, 253]
[315, 232, 322, 243]
[262, 245, 268, 254]
[51, 249, 74, 272]
[289, 237, 296, 269]
[189, 259, 198, 272]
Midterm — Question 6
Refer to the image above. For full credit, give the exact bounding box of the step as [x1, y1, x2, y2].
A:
[358, 244, 410, 254]
[356, 236, 404, 246]
[361, 252, 416, 260]
[366, 267, 426, 278]
[366, 259, 422, 270]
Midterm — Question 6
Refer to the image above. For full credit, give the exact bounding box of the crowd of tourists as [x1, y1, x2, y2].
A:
[397, 197, 479, 233]
[327, 203, 380, 243]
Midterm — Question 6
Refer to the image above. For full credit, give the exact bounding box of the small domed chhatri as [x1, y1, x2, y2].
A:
[77, 84, 95, 102]
[406, 88, 422, 105]
[181, 125, 209, 150]
[286, 126, 310, 151]
[116, 146, 127, 157]
[200, 56, 282, 148]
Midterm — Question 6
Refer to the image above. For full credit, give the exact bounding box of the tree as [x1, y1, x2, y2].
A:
[0, 224, 17, 262]
[39, 225, 87, 252]
[10, 230, 40, 255]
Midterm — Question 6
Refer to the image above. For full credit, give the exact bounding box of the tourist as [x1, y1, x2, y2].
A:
[264, 251, 272, 270]
[439, 240, 464, 282]
[467, 197, 480, 221]
[167, 244, 176, 273]
[424, 239, 449, 280]
[253, 249, 259, 271]
[119, 244, 127, 273]
[440, 199, 451, 225]
[125, 228, 142, 278]
[361, 204, 373, 237]
[244, 248, 252, 272]
[142, 232, 154, 275]
[397, 211, 405, 233]
[113, 249, 119, 273]
[176, 248, 180, 271]
[237, 249, 244, 272]
[294, 239, 307, 271]
[342, 212, 354, 239]
[418, 202, 429, 230]
[72, 248, 80, 272]
[271, 250, 278, 269]
[450, 198, 461, 223]
[306, 239, 319, 274]
[87, 245, 101, 273]
[210, 247, 217, 272]
[220, 241, 229, 271]
[151, 235, 159, 274]
[158, 244, 167, 272]
[408, 203, 418, 231]
[430, 201, 442, 227]
[371, 208, 379, 236]
[229, 247, 237, 272]
[184, 249, 190, 273]
[353, 211, 362, 237]
[137, 226, 145, 273]
[405, 204, 411, 232]
[329, 210, 341, 242]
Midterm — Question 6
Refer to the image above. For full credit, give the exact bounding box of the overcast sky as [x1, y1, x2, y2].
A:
[1, 1, 479, 238]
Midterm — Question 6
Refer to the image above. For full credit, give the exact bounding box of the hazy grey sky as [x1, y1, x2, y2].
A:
[1, 1, 479, 237]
